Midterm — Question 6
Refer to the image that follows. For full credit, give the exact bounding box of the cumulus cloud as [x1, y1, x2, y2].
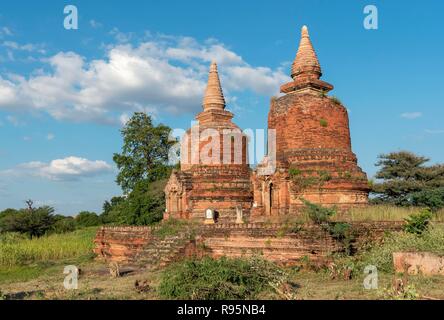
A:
[2, 156, 113, 181]
[401, 112, 422, 119]
[0, 33, 290, 124]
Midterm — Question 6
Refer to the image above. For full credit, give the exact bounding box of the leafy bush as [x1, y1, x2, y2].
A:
[158, 256, 289, 300]
[51, 217, 76, 234]
[358, 226, 444, 272]
[302, 199, 336, 224]
[0, 206, 56, 238]
[102, 179, 166, 226]
[403, 209, 433, 235]
[411, 188, 444, 212]
[74, 211, 101, 227]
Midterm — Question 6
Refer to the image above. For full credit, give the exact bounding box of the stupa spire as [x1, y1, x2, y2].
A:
[202, 61, 225, 111]
[291, 25, 322, 80]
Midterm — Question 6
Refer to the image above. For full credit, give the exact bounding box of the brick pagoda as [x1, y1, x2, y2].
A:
[165, 26, 370, 223]
[251, 26, 369, 218]
[164, 62, 252, 222]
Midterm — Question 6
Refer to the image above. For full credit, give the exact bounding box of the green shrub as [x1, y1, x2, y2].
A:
[358, 226, 444, 272]
[411, 188, 444, 212]
[158, 257, 288, 300]
[404, 209, 433, 235]
[288, 168, 301, 178]
[74, 211, 101, 227]
[302, 199, 336, 224]
[51, 218, 76, 234]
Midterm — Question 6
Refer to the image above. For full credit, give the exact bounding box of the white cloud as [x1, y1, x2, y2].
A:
[425, 129, 444, 134]
[0, 27, 13, 38]
[90, 20, 103, 29]
[2, 156, 113, 181]
[0, 33, 291, 124]
[401, 112, 422, 119]
[47, 133, 55, 140]
[6, 115, 25, 126]
[2, 41, 46, 54]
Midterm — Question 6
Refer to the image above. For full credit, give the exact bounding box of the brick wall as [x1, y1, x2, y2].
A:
[94, 222, 404, 266]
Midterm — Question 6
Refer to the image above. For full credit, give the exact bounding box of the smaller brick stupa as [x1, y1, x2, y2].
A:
[164, 62, 252, 222]
[251, 26, 369, 218]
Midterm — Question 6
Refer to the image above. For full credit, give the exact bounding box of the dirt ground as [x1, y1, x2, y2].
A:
[2, 258, 444, 300]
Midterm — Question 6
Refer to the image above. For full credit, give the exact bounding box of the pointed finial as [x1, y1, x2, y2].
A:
[291, 25, 322, 80]
[203, 61, 225, 110]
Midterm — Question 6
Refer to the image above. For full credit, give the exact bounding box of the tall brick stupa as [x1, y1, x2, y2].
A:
[251, 26, 369, 217]
[164, 62, 252, 222]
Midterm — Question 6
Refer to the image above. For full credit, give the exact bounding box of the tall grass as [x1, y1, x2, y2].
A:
[333, 205, 444, 222]
[0, 227, 98, 267]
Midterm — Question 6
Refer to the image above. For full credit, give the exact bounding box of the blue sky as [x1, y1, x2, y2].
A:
[0, 0, 443, 215]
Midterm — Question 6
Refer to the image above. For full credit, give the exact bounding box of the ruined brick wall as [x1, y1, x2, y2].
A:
[94, 222, 404, 266]
[197, 222, 403, 265]
[94, 226, 152, 262]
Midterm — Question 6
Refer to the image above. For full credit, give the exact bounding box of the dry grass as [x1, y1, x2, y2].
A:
[333, 205, 444, 222]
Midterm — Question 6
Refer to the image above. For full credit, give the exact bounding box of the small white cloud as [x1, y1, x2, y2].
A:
[425, 129, 444, 134]
[0, 27, 13, 38]
[47, 133, 55, 140]
[89, 20, 103, 29]
[7, 115, 24, 126]
[2, 41, 46, 54]
[3, 156, 113, 181]
[23, 136, 31, 141]
[401, 112, 422, 119]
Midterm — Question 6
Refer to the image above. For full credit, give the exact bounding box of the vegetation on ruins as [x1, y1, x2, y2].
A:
[319, 118, 328, 127]
[371, 151, 444, 211]
[158, 256, 292, 300]
[329, 96, 342, 105]
[350, 224, 444, 273]
[302, 200, 354, 254]
[403, 209, 433, 235]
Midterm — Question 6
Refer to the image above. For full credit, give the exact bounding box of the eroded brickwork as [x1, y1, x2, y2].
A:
[94, 222, 403, 266]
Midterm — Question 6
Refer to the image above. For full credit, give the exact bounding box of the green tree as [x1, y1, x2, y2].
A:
[113, 112, 175, 193]
[106, 179, 166, 225]
[1, 203, 56, 238]
[75, 211, 101, 227]
[372, 151, 444, 209]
